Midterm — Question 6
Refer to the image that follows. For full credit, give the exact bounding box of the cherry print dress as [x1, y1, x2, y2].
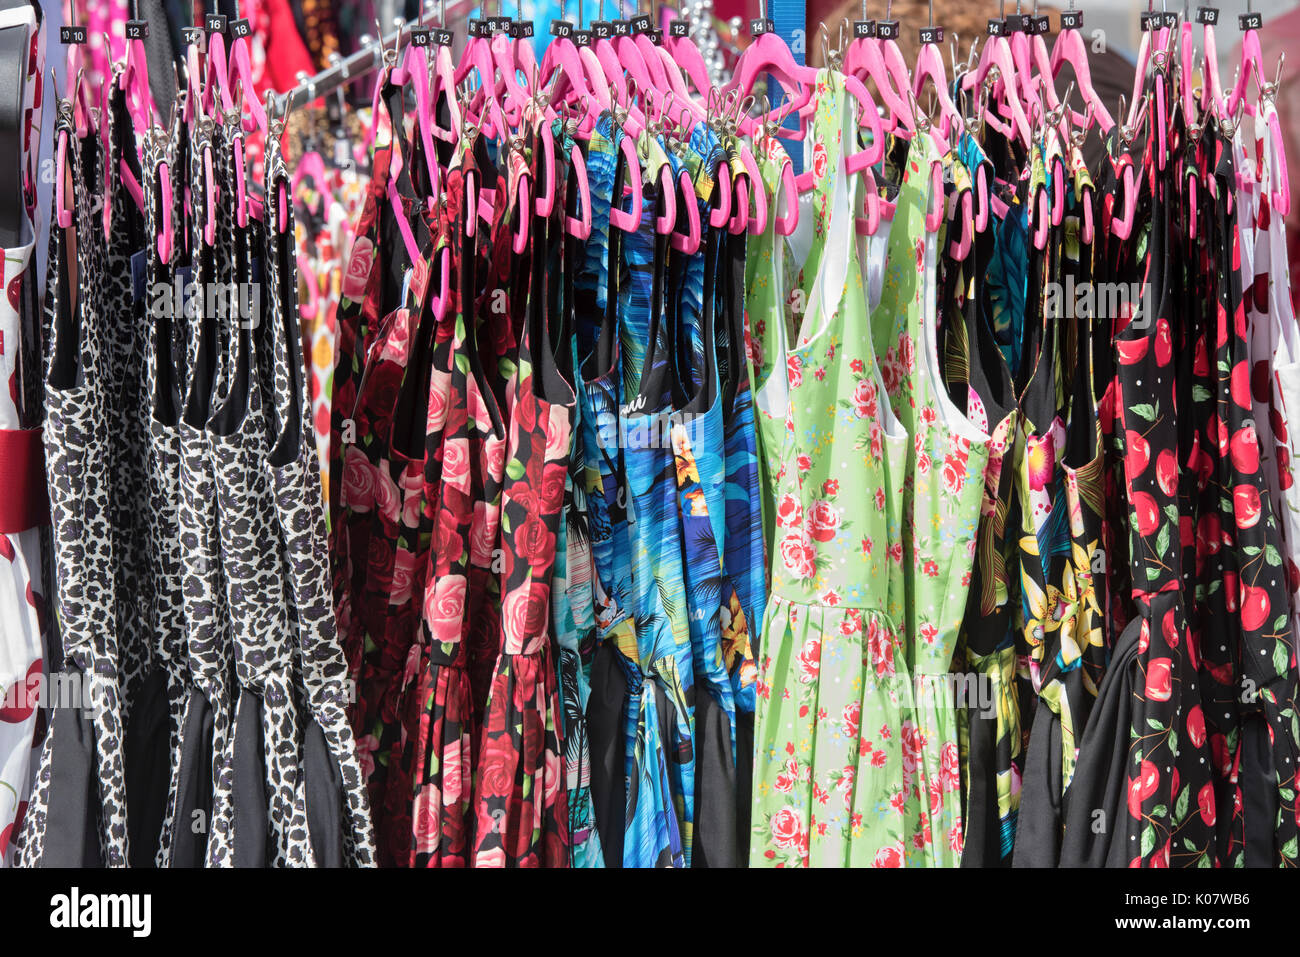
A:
[1203, 124, 1300, 866]
[751, 71, 911, 868]
[1066, 111, 1217, 867]
[1257, 99, 1300, 653]
[0, 165, 44, 870]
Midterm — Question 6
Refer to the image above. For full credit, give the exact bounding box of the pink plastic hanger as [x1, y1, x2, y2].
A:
[452, 12, 511, 139]
[1126, 3, 1161, 127]
[264, 92, 292, 236]
[958, 80, 993, 234]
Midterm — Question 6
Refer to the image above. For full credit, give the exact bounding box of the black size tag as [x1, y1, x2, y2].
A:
[1060, 10, 1082, 29]
[181, 25, 202, 44]
[432, 27, 453, 45]
[750, 17, 774, 34]
[918, 25, 942, 44]
[646, 28, 662, 42]
[987, 17, 1005, 36]
[126, 19, 149, 39]
[59, 25, 87, 43]
[230, 18, 251, 38]
[1005, 14, 1027, 31]
[591, 20, 612, 39]
[1139, 11, 1159, 30]
[876, 19, 899, 39]
[668, 20, 688, 37]
[510, 20, 534, 38]
[1034, 14, 1050, 33]
[611, 19, 630, 36]
[551, 19, 574, 37]
[630, 14, 651, 34]
[409, 26, 430, 44]
[467, 19, 484, 36]
[574, 28, 592, 46]
[203, 13, 225, 33]
[1196, 7, 1218, 24]
[853, 19, 875, 37]
[1160, 11, 1178, 27]
[1239, 11, 1262, 29]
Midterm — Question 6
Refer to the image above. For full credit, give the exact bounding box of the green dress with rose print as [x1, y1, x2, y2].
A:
[870, 135, 993, 866]
[749, 70, 913, 868]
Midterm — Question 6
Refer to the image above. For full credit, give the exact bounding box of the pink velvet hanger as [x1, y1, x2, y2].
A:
[662, 8, 714, 100]
[959, 16, 1032, 148]
[402, 40, 444, 203]
[1050, 1, 1115, 133]
[911, 31, 961, 148]
[670, 164, 703, 253]
[1109, 94, 1147, 240]
[1261, 58, 1290, 216]
[1198, 5, 1223, 117]
[1225, 7, 1267, 121]
[843, 5, 913, 135]
[729, 13, 814, 131]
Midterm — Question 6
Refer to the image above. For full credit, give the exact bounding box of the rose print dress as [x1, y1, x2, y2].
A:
[751, 71, 911, 868]
[744, 137, 797, 559]
[872, 130, 992, 866]
[469, 130, 572, 868]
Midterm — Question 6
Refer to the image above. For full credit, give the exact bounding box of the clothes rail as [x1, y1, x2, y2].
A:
[272, 0, 479, 114]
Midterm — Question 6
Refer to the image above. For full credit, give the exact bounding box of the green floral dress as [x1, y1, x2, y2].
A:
[750, 71, 911, 867]
[871, 133, 993, 866]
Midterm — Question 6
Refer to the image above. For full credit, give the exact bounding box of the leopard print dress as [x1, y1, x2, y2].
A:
[172, 112, 237, 868]
[17, 96, 130, 867]
[262, 125, 376, 867]
[204, 113, 313, 868]
[138, 120, 192, 867]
